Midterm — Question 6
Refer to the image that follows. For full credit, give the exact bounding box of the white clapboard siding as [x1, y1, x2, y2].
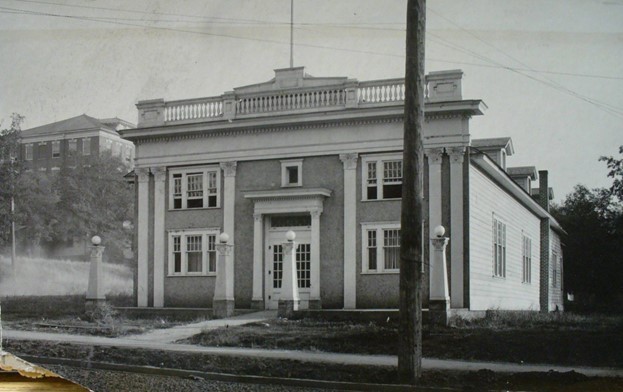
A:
[469, 165, 541, 310]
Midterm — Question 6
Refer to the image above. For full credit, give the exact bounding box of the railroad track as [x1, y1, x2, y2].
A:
[19, 355, 426, 392]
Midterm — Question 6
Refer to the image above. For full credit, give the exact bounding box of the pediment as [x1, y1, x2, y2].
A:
[233, 67, 352, 94]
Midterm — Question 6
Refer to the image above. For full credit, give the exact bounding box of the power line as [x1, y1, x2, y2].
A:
[2, 3, 622, 118]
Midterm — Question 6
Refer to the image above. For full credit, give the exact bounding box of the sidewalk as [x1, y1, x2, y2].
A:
[4, 313, 622, 379]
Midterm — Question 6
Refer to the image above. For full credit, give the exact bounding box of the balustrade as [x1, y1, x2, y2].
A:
[138, 75, 459, 127]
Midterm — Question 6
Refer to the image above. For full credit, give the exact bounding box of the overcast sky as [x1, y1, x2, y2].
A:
[1, 0, 621, 202]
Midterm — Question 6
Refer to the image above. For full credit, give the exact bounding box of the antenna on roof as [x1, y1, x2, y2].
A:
[290, 0, 294, 68]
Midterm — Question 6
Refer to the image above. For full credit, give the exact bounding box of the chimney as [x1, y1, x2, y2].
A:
[538, 170, 549, 212]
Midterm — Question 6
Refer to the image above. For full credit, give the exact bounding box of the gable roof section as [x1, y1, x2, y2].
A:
[21, 114, 134, 138]
[507, 166, 538, 180]
[472, 137, 515, 155]
[470, 150, 564, 234]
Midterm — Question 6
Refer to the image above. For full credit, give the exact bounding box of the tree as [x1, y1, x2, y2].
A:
[0, 113, 24, 251]
[52, 151, 134, 263]
[600, 145, 623, 202]
[552, 185, 623, 312]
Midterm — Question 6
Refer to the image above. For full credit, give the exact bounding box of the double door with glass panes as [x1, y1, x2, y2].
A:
[265, 228, 312, 310]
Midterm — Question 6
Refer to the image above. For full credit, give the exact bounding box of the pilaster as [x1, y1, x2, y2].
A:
[251, 213, 264, 309]
[447, 147, 465, 308]
[339, 153, 358, 309]
[309, 210, 322, 309]
[152, 166, 166, 308]
[220, 161, 237, 308]
[426, 147, 444, 288]
[136, 168, 150, 307]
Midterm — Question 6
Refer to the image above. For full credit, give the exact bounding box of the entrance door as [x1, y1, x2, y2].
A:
[265, 227, 312, 310]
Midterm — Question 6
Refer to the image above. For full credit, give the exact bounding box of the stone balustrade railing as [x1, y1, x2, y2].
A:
[136, 70, 463, 128]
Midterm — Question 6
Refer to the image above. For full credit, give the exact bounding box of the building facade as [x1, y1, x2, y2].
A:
[121, 67, 564, 312]
[20, 115, 135, 173]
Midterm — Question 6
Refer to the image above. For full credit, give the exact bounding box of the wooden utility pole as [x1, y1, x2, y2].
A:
[398, 0, 426, 384]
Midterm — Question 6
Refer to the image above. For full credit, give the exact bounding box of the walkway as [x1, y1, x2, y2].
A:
[3, 311, 622, 378]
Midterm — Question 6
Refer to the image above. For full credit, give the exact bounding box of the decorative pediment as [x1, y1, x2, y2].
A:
[244, 187, 331, 215]
[233, 67, 352, 94]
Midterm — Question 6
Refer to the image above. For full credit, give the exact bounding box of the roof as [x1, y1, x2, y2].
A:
[507, 166, 538, 180]
[21, 114, 134, 138]
[470, 151, 564, 234]
[471, 137, 515, 155]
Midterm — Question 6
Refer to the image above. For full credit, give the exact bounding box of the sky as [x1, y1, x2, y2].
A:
[0, 0, 621, 202]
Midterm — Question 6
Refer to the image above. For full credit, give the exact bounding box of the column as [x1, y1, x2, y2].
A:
[448, 147, 465, 308]
[220, 161, 237, 307]
[339, 153, 358, 309]
[426, 148, 444, 288]
[152, 166, 166, 308]
[251, 213, 264, 309]
[136, 168, 150, 307]
[309, 209, 322, 309]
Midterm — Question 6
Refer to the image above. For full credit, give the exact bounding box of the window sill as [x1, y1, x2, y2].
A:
[361, 198, 402, 202]
[167, 273, 216, 278]
[169, 206, 221, 211]
[361, 270, 400, 275]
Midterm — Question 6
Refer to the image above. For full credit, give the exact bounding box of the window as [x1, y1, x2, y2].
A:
[522, 235, 532, 283]
[296, 243, 311, 288]
[52, 141, 60, 158]
[168, 230, 218, 276]
[82, 138, 91, 155]
[68, 139, 77, 153]
[281, 159, 302, 187]
[362, 222, 400, 273]
[25, 144, 33, 160]
[169, 166, 220, 209]
[493, 218, 506, 277]
[552, 252, 558, 287]
[362, 154, 403, 200]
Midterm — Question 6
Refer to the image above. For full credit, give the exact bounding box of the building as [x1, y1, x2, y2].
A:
[120, 67, 564, 313]
[19, 114, 135, 172]
[18, 114, 135, 259]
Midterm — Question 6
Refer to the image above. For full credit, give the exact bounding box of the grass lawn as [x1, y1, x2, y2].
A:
[1, 295, 202, 337]
[183, 312, 623, 368]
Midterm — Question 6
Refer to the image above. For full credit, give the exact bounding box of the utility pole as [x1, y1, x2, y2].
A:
[399, 0, 426, 384]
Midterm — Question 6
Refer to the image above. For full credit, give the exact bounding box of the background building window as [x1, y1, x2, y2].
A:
[169, 166, 220, 210]
[168, 230, 218, 276]
[25, 144, 33, 160]
[82, 138, 91, 155]
[362, 154, 403, 200]
[68, 139, 77, 153]
[493, 218, 507, 277]
[52, 141, 60, 158]
[362, 222, 400, 273]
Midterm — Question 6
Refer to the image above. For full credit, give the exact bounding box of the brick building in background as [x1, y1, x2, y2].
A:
[17, 114, 135, 259]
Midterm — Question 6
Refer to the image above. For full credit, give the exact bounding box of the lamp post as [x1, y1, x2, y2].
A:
[85, 235, 106, 312]
[429, 225, 450, 326]
[213, 232, 235, 318]
[278, 230, 300, 318]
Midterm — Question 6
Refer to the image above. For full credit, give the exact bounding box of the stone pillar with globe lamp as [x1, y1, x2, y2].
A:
[429, 225, 451, 326]
[85, 235, 106, 313]
[213, 232, 235, 318]
[278, 230, 300, 318]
